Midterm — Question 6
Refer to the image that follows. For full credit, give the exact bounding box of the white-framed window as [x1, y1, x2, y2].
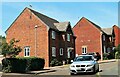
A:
[82, 46, 87, 54]
[24, 46, 30, 57]
[52, 31, 55, 39]
[103, 35, 105, 41]
[60, 48, 63, 55]
[67, 33, 70, 41]
[67, 48, 72, 58]
[104, 46, 106, 53]
[52, 47, 56, 57]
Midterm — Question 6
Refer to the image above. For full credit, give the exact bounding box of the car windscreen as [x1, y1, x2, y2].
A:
[74, 56, 94, 61]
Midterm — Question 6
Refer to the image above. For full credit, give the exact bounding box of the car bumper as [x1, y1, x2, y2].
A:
[70, 67, 94, 74]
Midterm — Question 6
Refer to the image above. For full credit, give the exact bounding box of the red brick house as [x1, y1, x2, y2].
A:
[73, 17, 114, 60]
[6, 7, 76, 67]
[113, 25, 120, 47]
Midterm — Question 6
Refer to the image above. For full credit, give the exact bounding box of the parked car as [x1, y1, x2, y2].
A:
[69, 55, 99, 75]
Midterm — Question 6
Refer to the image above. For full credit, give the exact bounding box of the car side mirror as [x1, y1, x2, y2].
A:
[71, 60, 73, 63]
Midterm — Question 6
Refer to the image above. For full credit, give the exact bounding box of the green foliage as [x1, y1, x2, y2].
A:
[115, 51, 119, 59]
[103, 53, 108, 60]
[50, 59, 62, 67]
[114, 44, 120, 59]
[1, 38, 22, 57]
[2, 57, 45, 73]
[0, 36, 6, 55]
[103, 52, 115, 60]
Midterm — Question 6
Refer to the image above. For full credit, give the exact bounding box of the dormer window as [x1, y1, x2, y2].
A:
[52, 31, 55, 39]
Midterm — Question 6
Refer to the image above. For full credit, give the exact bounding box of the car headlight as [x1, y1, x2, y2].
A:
[87, 65, 94, 67]
[71, 65, 75, 67]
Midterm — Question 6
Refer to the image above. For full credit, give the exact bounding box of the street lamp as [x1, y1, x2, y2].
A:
[35, 25, 38, 57]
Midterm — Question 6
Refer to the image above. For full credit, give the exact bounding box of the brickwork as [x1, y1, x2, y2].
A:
[6, 8, 75, 67]
[73, 17, 102, 56]
[6, 8, 49, 67]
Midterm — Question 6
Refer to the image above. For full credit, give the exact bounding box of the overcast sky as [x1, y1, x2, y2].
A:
[1, 2, 119, 36]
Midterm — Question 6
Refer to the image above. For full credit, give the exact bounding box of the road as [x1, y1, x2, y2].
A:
[38, 60, 119, 76]
[1, 60, 119, 77]
[98, 60, 119, 75]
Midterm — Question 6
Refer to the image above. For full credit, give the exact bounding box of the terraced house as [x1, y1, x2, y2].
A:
[73, 17, 119, 60]
[6, 7, 76, 67]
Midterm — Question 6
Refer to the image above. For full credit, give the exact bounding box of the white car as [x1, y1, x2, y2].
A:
[70, 55, 99, 75]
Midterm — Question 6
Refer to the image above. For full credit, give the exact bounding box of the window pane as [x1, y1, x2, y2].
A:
[60, 48, 63, 55]
[52, 47, 56, 57]
[27, 51, 29, 56]
[85, 48, 86, 53]
[25, 50, 26, 56]
[67, 34, 70, 41]
[82, 48, 84, 53]
[25, 49, 26, 56]
[52, 31, 55, 39]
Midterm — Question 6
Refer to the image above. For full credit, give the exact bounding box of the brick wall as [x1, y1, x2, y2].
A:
[49, 25, 75, 65]
[73, 17, 102, 56]
[113, 25, 120, 47]
[6, 8, 49, 67]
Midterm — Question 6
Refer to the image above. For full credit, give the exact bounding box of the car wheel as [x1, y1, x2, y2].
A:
[93, 66, 96, 73]
[97, 66, 99, 72]
[70, 73, 74, 75]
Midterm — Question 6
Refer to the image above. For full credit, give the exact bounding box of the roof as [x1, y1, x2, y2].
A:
[74, 17, 106, 34]
[84, 17, 101, 30]
[54, 22, 70, 32]
[102, 28, 113, 35]
[6, 7, 71, 33]
[28, 8, 71, 32]
[28, 8, 59, 30]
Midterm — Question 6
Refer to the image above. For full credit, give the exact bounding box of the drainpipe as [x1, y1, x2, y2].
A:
[100, 32, 103, 60]
[35, 25, 38, 57]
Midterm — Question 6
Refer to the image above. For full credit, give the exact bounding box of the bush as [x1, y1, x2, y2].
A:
[114, 44, 120, 59]
[50, 59, 62, 67]
[30, 57, 45, 71]
[108, 52, 115, 59]
[115, 51, 119, 59]
[103, 53, 108, 60]
[2, 57, 45, 73]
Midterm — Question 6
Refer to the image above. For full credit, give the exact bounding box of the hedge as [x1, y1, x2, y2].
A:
[2, 57, 45, 73]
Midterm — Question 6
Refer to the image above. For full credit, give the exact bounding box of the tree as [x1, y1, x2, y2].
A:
[1, 38, 22, 58]
[0, 35, 6, 55]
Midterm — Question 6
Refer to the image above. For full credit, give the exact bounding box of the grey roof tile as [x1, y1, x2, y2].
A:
[102, 28, 113, 35]
[28, 8, 59, 30]
[54, 22, 69, 32]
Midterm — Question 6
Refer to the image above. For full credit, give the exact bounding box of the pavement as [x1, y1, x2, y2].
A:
[98, 59, 117, 64]
[26, 59, 117, 74]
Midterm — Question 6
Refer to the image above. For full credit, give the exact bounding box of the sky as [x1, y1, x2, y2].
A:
[1, 2, 119, 36]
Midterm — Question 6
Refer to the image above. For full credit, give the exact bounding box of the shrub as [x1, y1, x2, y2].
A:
[103, 53, 108, 60]
[50, 59, 62, 67]
[107, 52, 115, 59]
[114, 44, 120, 59]
[30, 57, 45, 71]
[2, 57, 45, 73]
[115, 51, 119, 59]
